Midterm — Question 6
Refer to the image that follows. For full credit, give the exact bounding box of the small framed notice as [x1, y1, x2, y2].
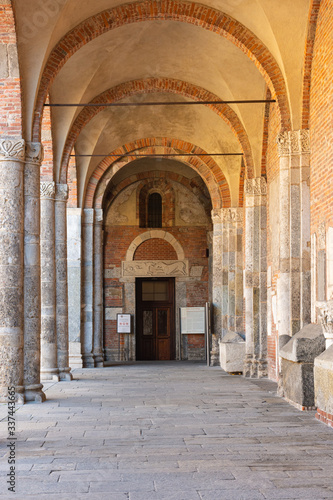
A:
[117, 314, 131, 333]
[180, 307, 205, 334]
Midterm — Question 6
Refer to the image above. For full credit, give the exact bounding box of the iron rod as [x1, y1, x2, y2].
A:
[70, 153, 243, 157]
[46, 100, 275, 107]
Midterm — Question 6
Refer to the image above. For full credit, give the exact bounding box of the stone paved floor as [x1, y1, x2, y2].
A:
[1, 361, 333, 499]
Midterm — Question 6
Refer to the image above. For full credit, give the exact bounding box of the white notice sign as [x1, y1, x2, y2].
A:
[180, 307, 205, 334]
[117, 314, 131, 333]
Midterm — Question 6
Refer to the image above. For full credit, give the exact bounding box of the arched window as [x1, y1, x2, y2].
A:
[147, 193, 162, 227]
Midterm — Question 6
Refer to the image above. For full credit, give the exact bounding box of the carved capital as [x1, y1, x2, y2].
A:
[221, 208, 244, 224]
[277, 130, 310, 157]
[95, 209, 103, 223]
[316, 301, 333, 339]
[211, 209, 222, 224]
[40, 181, 55, 199]
[55, 184, 68, 202]
[244, 177, 267, 196]
[0, 137, 25, 162]
[25, 142, 44, 165]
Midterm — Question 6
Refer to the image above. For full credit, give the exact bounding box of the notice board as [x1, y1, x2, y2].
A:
[180, 307, 205, 334]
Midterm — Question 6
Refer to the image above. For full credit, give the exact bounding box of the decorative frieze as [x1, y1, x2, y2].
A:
[221, 208, 244, 223]
[277, 130, 310, 157]
[244, 177, 267, 196]
[0, 137, 25, 161]
[40, 181, 55, 199]
[122, 260, 189, 278]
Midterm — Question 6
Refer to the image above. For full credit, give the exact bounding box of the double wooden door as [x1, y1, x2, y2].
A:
[136, 278, 175, 361]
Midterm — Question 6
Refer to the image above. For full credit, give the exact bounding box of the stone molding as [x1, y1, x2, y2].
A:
[25, 142, 44, 165]
[122, 260, 189, 278]
[0, 137, 25, 162]
[40, 181, 55, 199]
[244, 177, 267, 196]
[277, 129, 310, 157]
[55, 184, 68, 202]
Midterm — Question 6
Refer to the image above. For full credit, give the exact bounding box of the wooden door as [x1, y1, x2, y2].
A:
[136, 278, 175, 360]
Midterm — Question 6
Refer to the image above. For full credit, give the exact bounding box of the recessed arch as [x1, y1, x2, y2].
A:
[32, 0, 291, 141]
[126, 230, 185, 261]
[84, 139, 231, 210]
[60, 78, 254, 180]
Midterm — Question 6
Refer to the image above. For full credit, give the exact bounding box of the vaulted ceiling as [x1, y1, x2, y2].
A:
[13, 0, 311, 207]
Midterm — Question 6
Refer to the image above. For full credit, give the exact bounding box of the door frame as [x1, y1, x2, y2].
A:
[135, 277, 176, 360]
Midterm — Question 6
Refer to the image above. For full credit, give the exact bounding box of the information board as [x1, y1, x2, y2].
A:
[117, 314, 131, 333]
[180, 307, 205, 334]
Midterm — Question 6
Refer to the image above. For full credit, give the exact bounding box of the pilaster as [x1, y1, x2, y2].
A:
[24, 142, 46, 402]
[81, 209, 95, 367]
[0, 137, 25, 403]
[93, 209, 104, 367]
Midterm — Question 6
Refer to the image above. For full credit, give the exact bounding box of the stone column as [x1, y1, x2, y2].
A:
[211, 209, 223, 365]
[24, 142, 46, 402]
[0, 137, 25, 403]
[55, 184, 72, 380]
[67, 208, 83, 368]
[81, 209, 95, 367]
[276, 130, 311, 337]
[221, 208, 244, 336]
[40, 181, 59, 381]
[244, 178, 267, 378]
[93, 209, 104, 367]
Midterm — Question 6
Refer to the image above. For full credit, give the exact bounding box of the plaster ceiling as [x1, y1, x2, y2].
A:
[13, 0, 311, 207]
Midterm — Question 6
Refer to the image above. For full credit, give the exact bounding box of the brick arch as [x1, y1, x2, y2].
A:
[32, 0, 290, 141]
[126, 230, 185, 261]
[134, 239, 178, 260]
[104, 171, 212, 221]
[84, 139, 231, 210]
[302, 0, 321, 129]
[60, 78, 253, 180]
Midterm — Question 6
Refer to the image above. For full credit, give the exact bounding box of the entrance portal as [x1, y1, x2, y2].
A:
[136, 278, 175, 360]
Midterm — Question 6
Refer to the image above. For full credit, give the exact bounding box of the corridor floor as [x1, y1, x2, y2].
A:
[1, 362, 333, 499]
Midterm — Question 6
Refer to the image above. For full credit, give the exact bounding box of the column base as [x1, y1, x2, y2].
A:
[59, 368, 73, 381]
[41, 368, 60, 381]
[93, 353, 104, 367]
[82, 353, 96, 368]
[24, 384, 46, 403]
[0, 386, 25, 404]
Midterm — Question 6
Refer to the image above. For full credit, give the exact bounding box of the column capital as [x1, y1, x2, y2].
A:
[83, 208, 95, 224]
[221, 207, 243, 224]
[25, 142, 44, 165]
[277, 129, 310, 157]
[244, 177, 267, 196]
[40, 181, 55, 199]
[95, 209, 103, 224]
[211, 208, 223, 224]
[55, 183, 68, 202]
[0, 137, 25, 162]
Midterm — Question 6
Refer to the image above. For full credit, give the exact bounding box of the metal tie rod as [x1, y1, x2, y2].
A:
[70, 153, 243, 157]
[46, 99, 275, 107]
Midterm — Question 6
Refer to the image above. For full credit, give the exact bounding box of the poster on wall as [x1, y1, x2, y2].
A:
[117, 314, 131, 333]
[180, 307, 205, 334]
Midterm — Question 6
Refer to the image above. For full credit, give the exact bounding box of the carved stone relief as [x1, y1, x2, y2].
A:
[277, 130, 310, 157]
[122, 260, 189, 277]
[40, 181, 55, 199]
[0, 138, 25, 161]
[244, 177, 267, 196]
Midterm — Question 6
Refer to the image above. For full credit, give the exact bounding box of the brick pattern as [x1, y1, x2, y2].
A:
[134, 239, 178, 260]
[67, 154, 77, 208]
[0, 2, 22, 136]
[60, 77, 252, 182]
[316, 408, 333, 427]
[85, 138, 229, 210]
[32, 0, 290, 141]
[310, 0, 333, 238]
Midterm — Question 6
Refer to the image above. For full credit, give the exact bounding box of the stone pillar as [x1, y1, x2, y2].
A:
[93, 209, 104, 367]
[0, 138, 25, 403]
[24, 142, 46, 402]
[40, 181, 59, 381]
[81, 209, 95, 367]
[211, 209, 223, 365]
[221, 208, 244, 336]
[276, 130, 311, 337]
[244, 178, 267, 378]
[55, 184, 72, 380]
[67, 208, 83, 368]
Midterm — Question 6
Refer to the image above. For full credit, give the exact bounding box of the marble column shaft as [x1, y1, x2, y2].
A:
[93, 209, 104, 367]
[211, 209, 223, 365]
[81, 208, 95, 367]
[244, 178, 267, 378]
[0, 137, 25, 403]
[40, 181, 59, 381]
[55, 184, 72, 380]
[277, 130, 311, 337]
[24, 143, 46, 402]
